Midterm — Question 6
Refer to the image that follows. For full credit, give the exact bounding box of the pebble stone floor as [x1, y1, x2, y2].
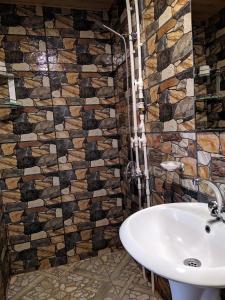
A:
[7, 250, 162, 300]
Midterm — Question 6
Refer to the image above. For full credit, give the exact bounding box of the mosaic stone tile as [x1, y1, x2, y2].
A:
[0, 5, 44, 36]
[0, 3, 122, 281]
[7, 250, 162, 300]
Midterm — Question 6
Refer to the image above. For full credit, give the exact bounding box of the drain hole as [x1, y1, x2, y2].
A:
[183, 258, 201, 267]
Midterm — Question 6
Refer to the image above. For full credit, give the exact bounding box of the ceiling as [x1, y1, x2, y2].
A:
[192, 0, 225, 21]
[0, 0, 114, 11]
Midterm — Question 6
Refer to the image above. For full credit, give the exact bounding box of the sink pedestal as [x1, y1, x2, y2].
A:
[169, 280, 221, 300]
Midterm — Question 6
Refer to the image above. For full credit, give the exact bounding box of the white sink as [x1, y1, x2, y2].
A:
[120, 203, 225, 300]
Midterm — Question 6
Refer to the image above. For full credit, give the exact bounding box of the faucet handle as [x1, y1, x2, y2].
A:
[208, 200, 219, 218]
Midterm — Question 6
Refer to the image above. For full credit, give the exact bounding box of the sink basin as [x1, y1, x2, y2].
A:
[120, 203, 225, 300]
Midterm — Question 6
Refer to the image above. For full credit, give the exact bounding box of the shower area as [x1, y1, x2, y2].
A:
[0, 0, 196, 299]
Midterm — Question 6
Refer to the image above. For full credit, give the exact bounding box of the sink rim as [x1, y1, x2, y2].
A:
[119, 202, 225, 288]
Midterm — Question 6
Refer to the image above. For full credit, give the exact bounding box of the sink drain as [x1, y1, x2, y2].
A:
[183, 258, 201, 267]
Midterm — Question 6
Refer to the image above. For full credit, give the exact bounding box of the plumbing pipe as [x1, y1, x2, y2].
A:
[126, 0, 142, 210]
[134, 0, 154, 293]
[139, 114, 151, 207]
[97, 22, 134, 163]
[134, 0, 144, 101]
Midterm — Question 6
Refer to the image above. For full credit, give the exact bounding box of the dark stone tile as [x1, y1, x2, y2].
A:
[46, 37, 64, 49]
[102, 148, 118, 159]
[39, 186, 61, 200]
[65, 232, 81, 250]
[31, 238, 51, 248]
[157, 48, 171, 72]
[0, 4, 15, 16]
[99, 118, 116, 129]
[5, 203, 26, 213]
[9, 235, 30, 245]
[50, 256, 67, 267]
[13, 122, 34, 135]
[22, 211, 38, 223]
[76, 43, 88, 53]
[15, 87, 32, 99]
[56, 248, 66, 257]
[56, 139, 74, 156]
[18, 248, 37, 260]
[59, 170, 76, 189]
[24, 258, 39, 270]
[0, 134, 19, 144]
[1, 14, 20, 26]
[82, 111, 99, 130]
[43, 218, 63, 231]
[77, 222, 95, 231]
[87, 173, 104, 192]
[77, 53, 93, 65]
[73, 10, 94, 31]
[85, 141, 101, 161]
[30, 87, 51, 99]
[90, 202, 105, 221]
[159, 103, 173, 122]
[21, 16, 44, 29]
[24, 222, 44, 234]
[92, 228, 108, 251]
[80, 87, 96, 98]
[53, 106, 70, 125]
[96, 87, 114, 98]
[94, 54, 112, 66]
[104, 178, 120, 189]
[62, 201, 78, 220]
[50, 71, 68, 89]
[5, 51, 23, 63]
[107, 207, 123, 218]
[154, 0, 167, 19]
[36, 154, 58, 167]
[21, 189, 40, 202]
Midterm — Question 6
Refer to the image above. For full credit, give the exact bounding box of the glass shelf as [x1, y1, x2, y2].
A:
[0, 72, 18, 78]
[195, 94, 223, 101]
[0, 100, 22, 108]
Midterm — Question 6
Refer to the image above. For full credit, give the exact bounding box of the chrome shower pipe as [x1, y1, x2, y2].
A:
[98, 22, 134, 163]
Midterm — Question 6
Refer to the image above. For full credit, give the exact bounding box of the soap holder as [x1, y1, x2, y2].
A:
[160, 161, 184, 172]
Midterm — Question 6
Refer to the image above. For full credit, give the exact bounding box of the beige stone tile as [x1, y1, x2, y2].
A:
[7, 250, 162, 300]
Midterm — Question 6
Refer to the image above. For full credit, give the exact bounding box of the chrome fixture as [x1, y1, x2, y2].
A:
[193, 178, 225, 220]
[198, 65, 211, 77]
[160, 161, 184, 172]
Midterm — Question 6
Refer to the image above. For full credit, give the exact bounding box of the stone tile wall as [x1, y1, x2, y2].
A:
[0, 4, 123, 276]
[111, 0, 224, 299]
[0, 202, 9, 299]
[193, 7, 225, 129]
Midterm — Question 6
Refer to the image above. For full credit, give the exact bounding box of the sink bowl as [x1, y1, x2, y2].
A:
[120, 203, 225, 300]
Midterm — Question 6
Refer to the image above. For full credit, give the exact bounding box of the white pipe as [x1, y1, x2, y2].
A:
[134, 0, 144, 101]
[134, 0, 154, 293]
[126, 0, 142, 212]
[139, 115, 151, 207]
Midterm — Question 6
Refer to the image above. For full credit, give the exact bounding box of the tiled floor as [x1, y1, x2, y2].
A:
[7, 250, 162, 300]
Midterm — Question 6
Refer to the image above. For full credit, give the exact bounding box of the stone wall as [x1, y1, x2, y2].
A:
[0, 4, 123, 275]
[193, 7, 225, 129]
[111, 1, 194, 297]
[112, 1, 225, 299]
[0, 201, 9, 299]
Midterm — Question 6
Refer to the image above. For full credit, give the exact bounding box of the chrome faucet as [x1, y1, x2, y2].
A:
[193, 178, 225, 220]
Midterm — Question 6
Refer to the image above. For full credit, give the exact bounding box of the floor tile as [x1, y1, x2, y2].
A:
[7, 250, 162, 300]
